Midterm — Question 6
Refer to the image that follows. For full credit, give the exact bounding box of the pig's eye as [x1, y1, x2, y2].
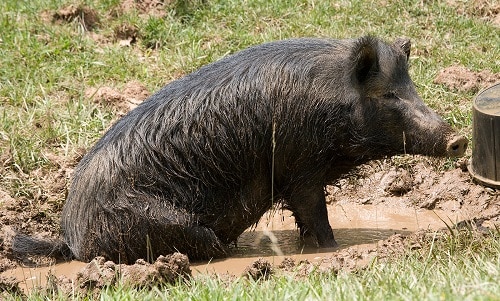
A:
[383, 92, 397, 99]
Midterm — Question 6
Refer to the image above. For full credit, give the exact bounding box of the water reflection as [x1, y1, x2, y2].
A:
[231, 228, 412, 257]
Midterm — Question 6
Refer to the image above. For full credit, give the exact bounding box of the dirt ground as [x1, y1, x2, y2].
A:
[1, 0, 500, 297]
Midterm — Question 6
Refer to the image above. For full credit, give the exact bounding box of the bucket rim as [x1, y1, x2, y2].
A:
[473, 82, 500, 116]
[468, 159, 500, 189]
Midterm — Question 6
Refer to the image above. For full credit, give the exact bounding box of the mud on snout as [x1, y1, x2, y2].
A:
[446, 134, 468, 157]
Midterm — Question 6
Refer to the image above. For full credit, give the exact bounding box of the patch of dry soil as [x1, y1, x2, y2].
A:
[51, 4, 100, 31]
[85, 80, 150, 116]
[434, 65, 500, 93]
[447, 0, 500, 27]
[118, 0, 172, 18]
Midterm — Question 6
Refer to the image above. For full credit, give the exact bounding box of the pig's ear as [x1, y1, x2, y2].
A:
[394, 38, 411, 61]
[353, 37, 379, 85]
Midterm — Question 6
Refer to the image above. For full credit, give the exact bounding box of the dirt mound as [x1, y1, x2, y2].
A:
[327, 159, 498, 222]
[447, 0, 500, 26]
[434, 66, 500, 93]
[51, 253, 189, 296]
[243, 258, 273, 280]
[118, 0, 172, 18]
[114, 24, 139, 46]
[0, 275, 23, 298]
[52, 4, 100, 31]
[85, 81, 150, 115]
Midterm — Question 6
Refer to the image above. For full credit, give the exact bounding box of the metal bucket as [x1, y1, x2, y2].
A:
[469, 83, 500, 188]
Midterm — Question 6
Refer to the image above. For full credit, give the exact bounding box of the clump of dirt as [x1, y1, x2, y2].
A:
[85, 81, 150, 115]
[277, 257, 296, 271]
[118, 0, 171, 18]
[47, 253, 190, 296]
[328, 158, 499, 222]
[114, 24, 139, 46]
[0, 275, 23, 298]
[76, 257, 116, 289]
[434, 65, 500, 93]
[280, 259, 319, 278]
[243, 231, 421, 279]
[243, 258, 273, 280]
[447, 0, 500, 26]
[383, 168, 413, 196]
[52, 4, 100, 31]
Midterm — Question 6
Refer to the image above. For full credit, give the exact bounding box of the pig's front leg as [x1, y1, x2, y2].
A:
[286, 185, 338, 248]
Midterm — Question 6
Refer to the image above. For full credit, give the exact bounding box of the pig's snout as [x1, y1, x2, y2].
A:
[446, 135, 468, 157]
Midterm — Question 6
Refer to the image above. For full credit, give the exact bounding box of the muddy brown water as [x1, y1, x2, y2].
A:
[3, 203, 465, 291]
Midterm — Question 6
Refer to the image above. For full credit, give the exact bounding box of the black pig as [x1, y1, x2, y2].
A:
[13, 36, 467, 263]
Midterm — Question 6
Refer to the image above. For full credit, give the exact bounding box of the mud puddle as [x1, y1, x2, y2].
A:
[3, 261, 87, 292]
[2, 202, 465, 291]
[191, 202, 464, 274]
[232, 202, 459, 256]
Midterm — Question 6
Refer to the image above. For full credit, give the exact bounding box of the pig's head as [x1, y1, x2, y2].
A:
[347, 36, 467, 159]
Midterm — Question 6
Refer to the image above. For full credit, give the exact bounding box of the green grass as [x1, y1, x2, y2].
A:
[1, 0, 499, 299]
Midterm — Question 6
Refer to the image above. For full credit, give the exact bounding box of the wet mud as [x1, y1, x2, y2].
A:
[1, 201, 472, 293]
[191, 202, 464, 274]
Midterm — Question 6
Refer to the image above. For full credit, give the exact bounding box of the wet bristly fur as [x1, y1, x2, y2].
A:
[12, 36, 460, 263]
